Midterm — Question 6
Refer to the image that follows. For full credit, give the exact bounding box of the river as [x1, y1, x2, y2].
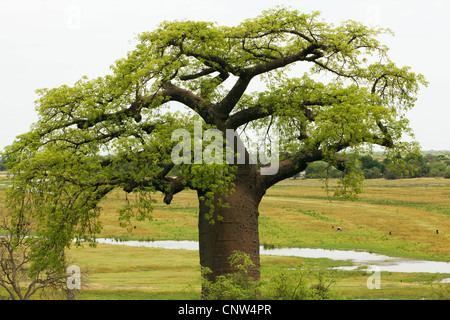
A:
[94, 238, 450, 274]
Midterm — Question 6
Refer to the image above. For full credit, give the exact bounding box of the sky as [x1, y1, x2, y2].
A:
[0, 0, 449, 152]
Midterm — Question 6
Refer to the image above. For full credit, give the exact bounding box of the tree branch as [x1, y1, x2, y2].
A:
[179, 68, 217, 81]
[260, 149, 323, 189]
[160, 82, 212, 121]
[225, 104, 275, 129]
[160, 176, 186, 204]
[214, 43, 325, 120]
[247, 43, 325, 76]
[214, 75, 253, 120]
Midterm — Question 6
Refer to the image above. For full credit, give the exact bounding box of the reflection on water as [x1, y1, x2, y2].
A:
[95, 238, 450, 274]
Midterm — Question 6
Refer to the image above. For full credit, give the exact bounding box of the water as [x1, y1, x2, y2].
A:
[0, 173, 10, 186]
[95, 238, 450, 274]
[96, 239, 199, 250]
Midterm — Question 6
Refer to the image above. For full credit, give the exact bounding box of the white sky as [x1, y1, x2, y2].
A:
[1, 0, 449, 152]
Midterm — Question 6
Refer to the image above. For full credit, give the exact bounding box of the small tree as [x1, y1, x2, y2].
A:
[429, 162, 446, 177]
[364, 166, 382, 179]
[0, 212, 73, 300]
[444, 169, 450, 179]
[0, 158, 7, 171]
[201, 250, 260, 300]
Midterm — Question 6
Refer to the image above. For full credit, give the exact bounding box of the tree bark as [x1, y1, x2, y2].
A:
[197, 173, 265, 290]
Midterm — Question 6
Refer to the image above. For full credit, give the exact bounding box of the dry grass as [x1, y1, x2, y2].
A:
[49, 177, 450, 260]
[260, 178, 450, 260]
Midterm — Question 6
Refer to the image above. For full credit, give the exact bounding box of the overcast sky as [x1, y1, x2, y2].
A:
[1, 0, 449, 152]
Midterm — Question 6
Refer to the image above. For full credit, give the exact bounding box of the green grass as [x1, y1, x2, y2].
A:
[258, 178, 450, 261]
[64, 244, 447, 300]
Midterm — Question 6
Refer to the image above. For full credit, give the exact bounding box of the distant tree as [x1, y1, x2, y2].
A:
[429, 168, 441, 177]
[424, 153, 438, 164]
[405, 154, 428, 177]
[360, 155, 382, 170]
[3, 7, 426, 292]
[384, 163, 402, 180]
[305, 161, 328, 178]
[444, 169, 450, 179]
[305, 161, 342, 179]
[429, 162, 447, 175]
[0, 158, 7, 171]
[360, 155, 384, 178]
[364, 166, 382, 179]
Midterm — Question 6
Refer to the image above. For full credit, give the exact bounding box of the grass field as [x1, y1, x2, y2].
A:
[93, 177, 450, 261]
[1, 175, 450, 300]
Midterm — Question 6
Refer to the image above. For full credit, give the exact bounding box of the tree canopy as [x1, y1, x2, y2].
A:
[3, 7, 427, 277]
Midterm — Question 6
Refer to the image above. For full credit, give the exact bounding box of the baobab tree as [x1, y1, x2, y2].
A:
[4, 7, 426, 292]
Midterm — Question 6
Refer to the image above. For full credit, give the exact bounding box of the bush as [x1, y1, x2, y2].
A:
[305, 161, 328, 178]
[364, 167, 382, 179]
[429, 168, 442, 177]
[445, 169, 450, 179]
[201, 251, 259, 300]
[262, 266, 339, 300]
[429, 161, 447, 172]
[201, 250, 339, 300]
[0, 157, 6, 171]
[0, 212, 76, 300]
[305, 161, 341, 179]
[384, 167, 400, 180]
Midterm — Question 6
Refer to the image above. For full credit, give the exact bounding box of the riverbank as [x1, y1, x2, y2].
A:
[93, 238, 450, 274]
[91, 178, 450, 262]
[65, 242, 449, 300]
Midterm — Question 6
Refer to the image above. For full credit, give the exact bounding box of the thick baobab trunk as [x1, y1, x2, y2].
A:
[198, 181, 263, 285]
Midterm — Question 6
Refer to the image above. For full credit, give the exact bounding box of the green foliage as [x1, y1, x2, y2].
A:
[201, 251, 260, 300]
[0, 157, 6, 171]
[301, 151, 450, 180]
[0, 210, 74, 300]
[429, 168, 441, 177]
[201, 250, 338, 300]
[364, 166, 382, 179]
[262, 266, 339, 300]
[445, 169, 450, 179]
[429, 162, 447, 176]
[305, 161, 342, 179]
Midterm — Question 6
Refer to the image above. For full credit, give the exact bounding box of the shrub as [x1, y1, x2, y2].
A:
[429, 161, 447, 172]
[444, 169, 450, 179]
[262, 266, 339, 300]
[305, 161, 328, 178]
[429, 168, 441, 177]
[384, 167, 400, 180]
[201, 250, 339, 300]
[0, 213, 76, 300]
[201, 250, 259, 300]
[364, 167, 382, 179]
